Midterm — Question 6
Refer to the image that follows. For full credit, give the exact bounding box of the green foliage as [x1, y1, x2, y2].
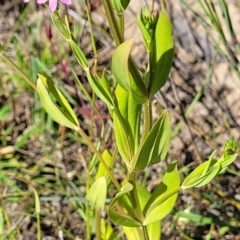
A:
[86, 177, 107, 209]
[182, 138, 238, 189]
[0, 0, 238, 239]
[130, 110, 171, 172]
[149, 0, 174, 96]
[111, 0, 130, 14]
[112, 39, 132, 92]
[137, 7, 159, 52]
[86, 69, 114, 108]
[108, 181, 142, 227]
[112, 85, 141, 166]
[37, 74, 79, 130]
[143, 161, 180, 225]
[112, 39, 147, 103]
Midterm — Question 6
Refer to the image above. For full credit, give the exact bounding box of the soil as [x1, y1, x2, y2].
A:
[0, 0, 240, 239]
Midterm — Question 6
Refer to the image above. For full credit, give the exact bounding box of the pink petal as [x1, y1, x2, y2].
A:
[60, 0, 72, 5]
[49, 0, 58, 12]
[37, 0, 48, 4]
[23, 0, 30, 2]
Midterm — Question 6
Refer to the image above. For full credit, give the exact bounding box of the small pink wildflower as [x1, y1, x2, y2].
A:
[23, 0, 72, 13]
[38, 0, 71, 12]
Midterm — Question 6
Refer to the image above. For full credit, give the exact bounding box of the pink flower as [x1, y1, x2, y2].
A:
[24, 0, 72, 12]
[37, 0, 72, 12]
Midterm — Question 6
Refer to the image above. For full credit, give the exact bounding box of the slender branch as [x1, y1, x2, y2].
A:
[141, 99, 152, 143]
[0, 49, 36, 90]
[77, 128, 121, 191]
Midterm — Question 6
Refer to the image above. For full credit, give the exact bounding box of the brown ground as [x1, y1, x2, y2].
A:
[0, 0, 240, 239]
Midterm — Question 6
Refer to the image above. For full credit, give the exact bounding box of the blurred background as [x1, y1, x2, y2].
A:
[0, 0, 240, 239]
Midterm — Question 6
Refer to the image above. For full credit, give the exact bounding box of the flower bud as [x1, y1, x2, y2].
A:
[137, 7, 159, 51]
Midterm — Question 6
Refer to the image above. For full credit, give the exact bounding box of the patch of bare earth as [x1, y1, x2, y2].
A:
[0, 0, 240, 239]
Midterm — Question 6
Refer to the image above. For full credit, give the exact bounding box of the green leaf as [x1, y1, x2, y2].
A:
[112, 39, 132, 92]
[51, 12, 71, 41]
[218, 153, 238, 174]
[70, 39, 88, 70]
[147, 221, 161, 240]
[38, 74, 79, 126]
[112, 85, 141, 166]
[130, 110, 171, 172]
[37, 75, 79, 130]
[112, 40, 148, 103]
[86, 177, 107, 208]
[218, 138, 238, 174]
[135, 186, 161, 240]
[100, 219, 116, 240]
[129, 73, 148, 104]
[111, 0, 130, 13]
[144, 161, 180, 225]
[108, 181, 142, 227]
[123, 227, 142, 240]
[149, 0, 174, 96]
[86, 69, 114, 108]
[96, 150, 113, 180]
[181, 152, 220, 189]
[136, 185, 151, 211]
[182, 138, 238, 189]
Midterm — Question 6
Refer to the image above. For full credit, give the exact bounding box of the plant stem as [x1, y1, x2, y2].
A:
[128, 172, 150, 240]
[128, 172, 144, 223]
[77, 128, 121, 191]
[101, 0, 123, 45]
[0, 49, 36, 90]
[141, 99, 152, 143]
[101, 0, 149, 98]
[85, 0, 98, 72]
[95, 207, 101, 240]
[142, 225, 150, 240]
[86, 173, 91, 240]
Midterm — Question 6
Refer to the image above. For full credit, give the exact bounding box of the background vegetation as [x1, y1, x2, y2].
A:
[0, 0, 240, 239]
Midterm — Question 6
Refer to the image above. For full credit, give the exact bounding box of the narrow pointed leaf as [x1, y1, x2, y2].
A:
[149, 0, 174, 96]
[112, 85, 141, 165]
[130, 110, 171, 172]
[51, 11, 71, 40]
[182, 153, 220, 189]
[112, 39, 132, 91]
[70, 39, 88, 70]
[38, 74, 79, 127]
[86, 69, 114, 108]
[37, 76, 79, 130]
[218, 153, 238, 174]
